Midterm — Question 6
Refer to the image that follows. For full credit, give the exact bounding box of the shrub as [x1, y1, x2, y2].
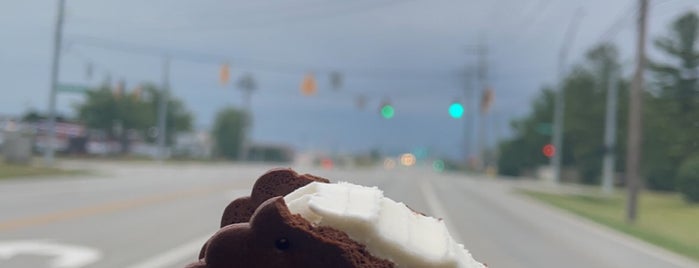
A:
[677, 155, 699, 203]
[645, 165, 678, 191]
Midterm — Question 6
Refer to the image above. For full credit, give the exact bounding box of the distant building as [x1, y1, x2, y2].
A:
[173, 131, 213, 159]
[32, 120, 87, 154]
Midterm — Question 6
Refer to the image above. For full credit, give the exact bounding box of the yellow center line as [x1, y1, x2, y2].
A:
[0, 181, 247, 232]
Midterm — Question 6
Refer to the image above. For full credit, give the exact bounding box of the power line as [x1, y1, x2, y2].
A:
[69, 0, 413, 33]
[504, 0, 558, 48]
[181, 0, 411, 31]
[65, 34, 461, 80]
[596, 0, 684, 44]
[64, 46, 121, 83]
[515, 0, 554, 37]
[596, 0, 639, 43]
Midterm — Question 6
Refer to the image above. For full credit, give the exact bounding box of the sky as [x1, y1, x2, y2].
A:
[1, 0, 698, 159]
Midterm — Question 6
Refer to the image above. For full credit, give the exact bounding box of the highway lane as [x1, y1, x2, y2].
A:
[427, 174, 697, 268]
[0, 162, 697, 268]
[0, 162, 277, 268]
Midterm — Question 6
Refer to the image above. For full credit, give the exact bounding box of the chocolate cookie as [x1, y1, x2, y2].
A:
[187, 197, 394, 268]
[220, 168, 329, 227]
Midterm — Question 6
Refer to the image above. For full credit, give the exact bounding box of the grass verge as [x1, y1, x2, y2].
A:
[522, 190, 699, 262]
[0, 162, 83, 180]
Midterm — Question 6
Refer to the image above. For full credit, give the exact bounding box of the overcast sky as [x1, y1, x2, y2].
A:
[1, 0, 697, 159]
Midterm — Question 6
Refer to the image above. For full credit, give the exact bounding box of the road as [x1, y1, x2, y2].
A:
[0, 161, 696, 268]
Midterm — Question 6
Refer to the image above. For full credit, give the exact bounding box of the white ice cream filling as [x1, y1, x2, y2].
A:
[283, 182, 486, 268]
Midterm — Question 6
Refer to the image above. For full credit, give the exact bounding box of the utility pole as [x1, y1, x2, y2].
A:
[44, 0, 66, 166]
[156, 56, 170, 161]
[477, 40, 488, 170]
[463, 38, 489, 170]
[550, 9, 584, 184]
[602, 66, 619, 194]
[464, 40, 488, 170]
[462, 66, 475, 166]
[626, 0, 649, 223]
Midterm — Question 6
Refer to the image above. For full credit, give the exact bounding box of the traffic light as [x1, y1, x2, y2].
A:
[380, 103, 394, 119]
[542, 144, 556, 158]
[330, 71, 342, 90]
[432, 159, 445, 172]
[219, 63, 230, 85]
[301, 73, 317, 96]
[449, 102, 464, 119]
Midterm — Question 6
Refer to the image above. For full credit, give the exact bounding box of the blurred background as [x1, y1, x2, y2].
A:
[1, 0, 698, 267]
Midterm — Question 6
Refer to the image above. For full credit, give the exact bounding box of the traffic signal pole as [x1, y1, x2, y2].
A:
[476, 41, 487, 170]
[602, 67, 619, 194]
[550, 9, 584, 184]
[44, 0, 66, 166]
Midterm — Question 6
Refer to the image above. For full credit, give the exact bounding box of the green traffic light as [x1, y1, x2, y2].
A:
[449, 102, 464, 118]
[432, 159, 445, 172]
[381, 105, 395, 119]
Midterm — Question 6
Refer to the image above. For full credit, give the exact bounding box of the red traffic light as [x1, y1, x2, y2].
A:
[542, 144, 556, 158]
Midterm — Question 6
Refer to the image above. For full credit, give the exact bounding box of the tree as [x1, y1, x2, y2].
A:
[564, 44, 627, 183]
[140, 84, 193, 145]
[677, 155, 699, 203]
[652, 12, 699, 111]
[499, 12, 699, 191]
[498, 87, 556, 176]
[645, 12, 699, 190]
[21, 110, 67, 123]
[498, 43, 628, 184]
[212, 107, 248, 160]
[75, 83, 192, 153]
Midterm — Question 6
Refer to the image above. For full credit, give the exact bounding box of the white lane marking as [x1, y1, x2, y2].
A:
[419, 180, 465, 244]
[124, 235, 210, 268]
[0, 240, 101, 268]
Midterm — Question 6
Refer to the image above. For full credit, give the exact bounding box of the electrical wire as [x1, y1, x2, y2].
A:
[67, 0, 413, 33]
[596, 0, 639, 43]
[177, 0, 411, 31]
[498, 0, 553, 47]
[65, 34, 460, 80]
[595, 0, 688, 44]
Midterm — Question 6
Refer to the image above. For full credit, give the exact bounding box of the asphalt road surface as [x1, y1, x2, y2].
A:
[0, 161, 697, 268]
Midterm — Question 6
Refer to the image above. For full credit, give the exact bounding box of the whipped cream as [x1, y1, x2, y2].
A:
[284, 182, 486, 268]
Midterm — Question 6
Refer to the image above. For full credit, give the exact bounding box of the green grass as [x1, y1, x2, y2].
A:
[0, 162, 83, 179]
[523, 190, 699, 262]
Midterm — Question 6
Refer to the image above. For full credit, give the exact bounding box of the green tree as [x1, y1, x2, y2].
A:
[498, 43, 628, 184]
[565, 44, 628, 183]
[677, 155, 699, 203]
[75, 84, 192, 153]
[652, 12, 699, 111]
[212, 107, 247, 160]
[498, 87, 556, 176]
[645, 12, 699, 190]
[140, 84, 193, 145]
